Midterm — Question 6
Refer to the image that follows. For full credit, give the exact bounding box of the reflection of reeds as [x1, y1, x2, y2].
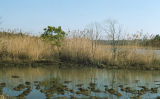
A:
[0, 95, 7, 99]
[0, 67, 160, 98]
[0, 67, 51, 87]
[1, 67, 160, 88]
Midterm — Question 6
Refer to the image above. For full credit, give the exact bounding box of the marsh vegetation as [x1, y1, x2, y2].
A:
[0, 21, 160, 69]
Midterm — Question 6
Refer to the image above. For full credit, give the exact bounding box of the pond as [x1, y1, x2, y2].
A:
[0, 66, 160, 99]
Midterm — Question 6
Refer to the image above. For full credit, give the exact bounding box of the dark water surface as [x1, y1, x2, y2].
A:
[0, 66, 160, 99]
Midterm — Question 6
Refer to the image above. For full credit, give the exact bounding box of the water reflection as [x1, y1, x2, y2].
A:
[0, 66, 160, 99]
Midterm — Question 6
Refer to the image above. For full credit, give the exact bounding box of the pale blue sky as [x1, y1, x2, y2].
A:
[0, 0, 160, 35]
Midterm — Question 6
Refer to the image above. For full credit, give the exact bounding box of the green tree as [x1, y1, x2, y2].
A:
[147, 34, 160, 47]
[154, 34, 160, 41]
[40, 26, 66, 46]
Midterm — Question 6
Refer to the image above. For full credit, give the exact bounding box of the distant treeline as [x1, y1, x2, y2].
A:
[1, 30, 159, 48]
[96, 34, 160, 47]
[146, 34, 160, 47]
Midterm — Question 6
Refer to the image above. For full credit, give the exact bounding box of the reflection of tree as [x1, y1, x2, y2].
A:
[111, 70, 116, 88]
[0, 67, 160, 90]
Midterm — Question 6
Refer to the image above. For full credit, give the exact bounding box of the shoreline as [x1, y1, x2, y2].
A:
[0, 31, 160, 71]
[0, 59, 160, 71]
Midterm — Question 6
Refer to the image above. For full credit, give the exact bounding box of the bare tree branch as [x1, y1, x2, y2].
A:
[103, 19, 124, 62]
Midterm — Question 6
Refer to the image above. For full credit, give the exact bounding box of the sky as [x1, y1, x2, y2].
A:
[0, 0, 160, 35]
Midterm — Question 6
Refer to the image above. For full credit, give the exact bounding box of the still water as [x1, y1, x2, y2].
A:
[0, 66, 160, 99]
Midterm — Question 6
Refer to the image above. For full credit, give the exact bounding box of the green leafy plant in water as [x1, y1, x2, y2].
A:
[40, 26, 66, 47]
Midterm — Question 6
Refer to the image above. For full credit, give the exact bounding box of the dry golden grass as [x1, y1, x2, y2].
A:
[0, 31, 160, 68]
[0, 31, 54, 61]
[60, 37, 160, 67]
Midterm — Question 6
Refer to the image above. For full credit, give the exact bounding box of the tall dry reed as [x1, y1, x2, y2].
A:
[0, 31, 160, 68]
[60, 37, 160, 68]
[0, 31, 54, 61]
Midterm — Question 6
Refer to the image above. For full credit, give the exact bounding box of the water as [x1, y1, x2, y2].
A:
[137, 49, 160, 54]
[0, 66, 160, 99]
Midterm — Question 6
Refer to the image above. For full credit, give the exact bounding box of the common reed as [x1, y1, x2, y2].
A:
[0, 31, 54, 61]
[0, 30, 160, 69]
[60, 37, 160, 68]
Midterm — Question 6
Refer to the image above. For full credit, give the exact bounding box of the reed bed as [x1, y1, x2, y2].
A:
[0, 31, 54, 61]
[0, 31, 160, 69]
[60, 37, 160, 68]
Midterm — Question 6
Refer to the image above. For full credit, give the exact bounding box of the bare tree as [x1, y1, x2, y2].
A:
[103, 19, 122, 62]
[86, 22, 102, 64]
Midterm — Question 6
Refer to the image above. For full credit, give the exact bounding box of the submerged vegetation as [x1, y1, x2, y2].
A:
[0, 23, 160, 69]
[1, 66, 160, 99]
[1, 75, 159, 99]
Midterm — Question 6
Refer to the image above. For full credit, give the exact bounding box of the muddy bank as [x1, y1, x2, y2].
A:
[0, 59, 160, 71]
